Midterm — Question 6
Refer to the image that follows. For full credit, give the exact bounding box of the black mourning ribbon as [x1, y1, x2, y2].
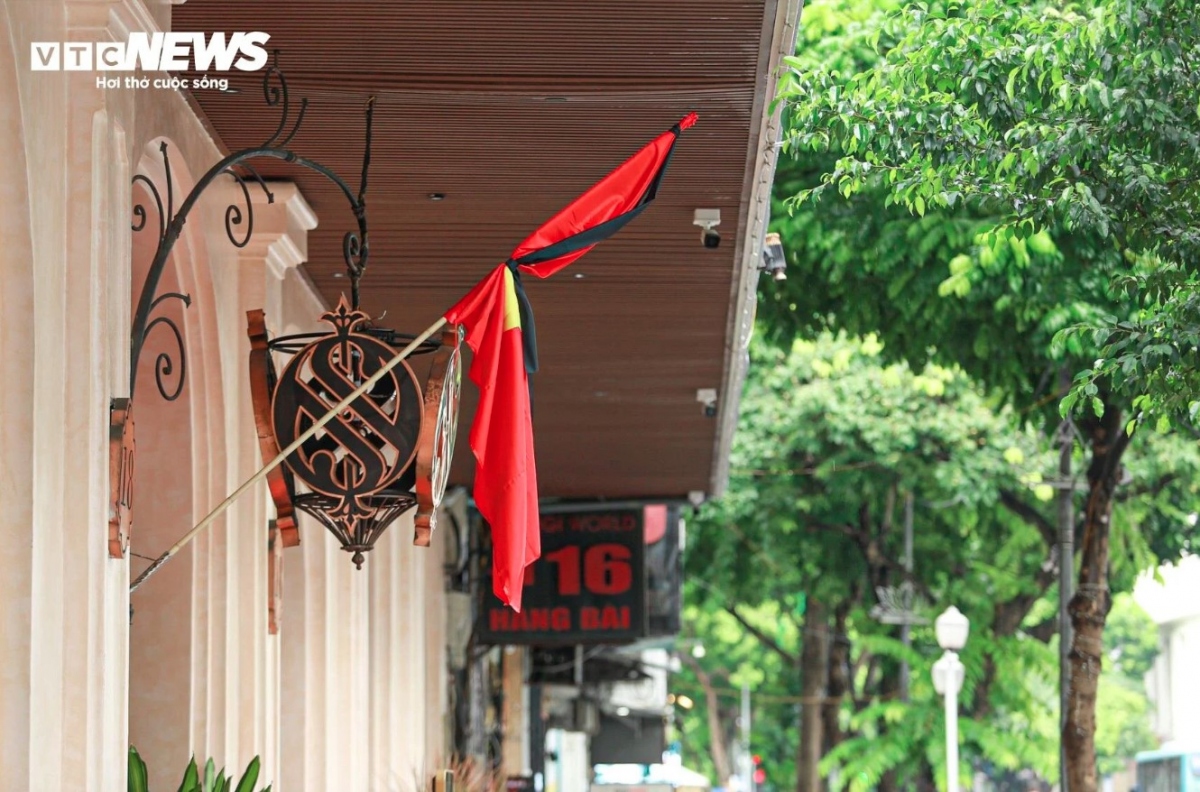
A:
[501, 120, 688, 411]
[505, 259, 538, 411]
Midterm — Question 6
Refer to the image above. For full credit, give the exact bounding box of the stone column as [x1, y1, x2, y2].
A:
[0, 1, 156, 789]
[0, 3, 40, 789]
[369, 512, 429, 789]
[423, 526, 451, 772]
[193, 180, 315, 785]
[502, 647, 530, 779]
[271, 234, 382, 792]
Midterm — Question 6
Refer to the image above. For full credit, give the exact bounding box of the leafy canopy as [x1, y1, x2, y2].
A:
[686, 335, 1063, 789]
[775, 0, 1200, 424]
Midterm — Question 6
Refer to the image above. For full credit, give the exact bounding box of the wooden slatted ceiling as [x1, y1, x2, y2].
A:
[173, 0, 774, 499]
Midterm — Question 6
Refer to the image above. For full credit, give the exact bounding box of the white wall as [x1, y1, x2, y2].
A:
[547, 729, 592, 792]
[1135, 555, 1200, 747]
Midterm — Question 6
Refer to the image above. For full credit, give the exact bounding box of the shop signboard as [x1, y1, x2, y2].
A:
[479, 507, 646, 644]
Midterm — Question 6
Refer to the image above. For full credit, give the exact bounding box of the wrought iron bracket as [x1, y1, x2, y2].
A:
[129, 60, 375, 403]
[116, 55, 378, 560]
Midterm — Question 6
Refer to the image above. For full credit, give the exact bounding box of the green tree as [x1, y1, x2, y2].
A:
[673, 599, 803, 791]
[686, 335, 1066, 792]
[779, 0, 1200, 425]
[770, 0, 1200, 787]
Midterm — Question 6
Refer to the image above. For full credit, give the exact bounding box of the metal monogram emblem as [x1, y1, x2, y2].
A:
[271, 297, 422, 564]
[414, 324, 462, 546]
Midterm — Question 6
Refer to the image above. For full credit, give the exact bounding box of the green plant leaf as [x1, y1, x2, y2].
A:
[234, 757, 262, 792]
[178, 757, 201, 792]
[129, 746, 150, 792]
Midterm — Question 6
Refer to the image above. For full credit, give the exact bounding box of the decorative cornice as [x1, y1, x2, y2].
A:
[107, 0, 163, 41]
[212, 180, 318, 279]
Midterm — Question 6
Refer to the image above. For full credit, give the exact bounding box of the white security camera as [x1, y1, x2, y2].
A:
[693, 209, 721, 249]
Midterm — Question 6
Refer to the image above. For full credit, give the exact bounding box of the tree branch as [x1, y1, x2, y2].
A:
[1027, 615, 1059, 643]
[681, 653, 734, 784]
[807, 520, 867, 543]
[725, 603, 798, 665]
[1116, 472, 1178, 502]
[999, 488, 1057, 548]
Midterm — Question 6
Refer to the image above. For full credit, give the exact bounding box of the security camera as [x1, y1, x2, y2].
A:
[761, 232, 786, 281]
[694, 208, 721, 250]
[696, 387, 718, 417]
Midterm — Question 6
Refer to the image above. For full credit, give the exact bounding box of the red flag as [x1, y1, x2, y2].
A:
[445, 265, 537, 611]
[511, 112, 698, 279]
[445, 115, 697, 611]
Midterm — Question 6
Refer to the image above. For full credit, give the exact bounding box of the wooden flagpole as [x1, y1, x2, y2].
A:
[129, 317, 448, 594]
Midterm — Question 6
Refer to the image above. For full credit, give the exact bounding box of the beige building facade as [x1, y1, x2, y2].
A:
[0, 0, 796, 789]
[0, 2, 451, 790]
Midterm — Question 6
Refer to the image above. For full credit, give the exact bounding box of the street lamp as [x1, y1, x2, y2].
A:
[932, 606, 969, 792]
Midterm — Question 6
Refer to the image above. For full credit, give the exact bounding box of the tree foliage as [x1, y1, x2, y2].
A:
[673, 599, 803, 791]
[684, 335, 1065, 791]
[680, 333, 1192, 791]
[766, 0, 1129, 424]
[776, 0, 1200, 425]
[764, 0, 1200, 786]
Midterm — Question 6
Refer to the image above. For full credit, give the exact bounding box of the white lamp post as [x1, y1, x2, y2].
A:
[932, 606, 969, 792]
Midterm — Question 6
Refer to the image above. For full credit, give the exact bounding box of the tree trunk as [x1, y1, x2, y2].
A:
[868, 494, 900, 792]
[686, 657, 734, 786]
[976, 489, 1062, 721]
[797, 599, 829, 792]
[916, 763, 938, 792]
[973, 575, 1058, 718]
[876, 655, 902, 792]
[823, 599, 853, 756]
[1063, 401, 1129, 792]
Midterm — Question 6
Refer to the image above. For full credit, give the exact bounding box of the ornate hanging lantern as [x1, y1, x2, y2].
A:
[236, 79, 461, 569]
[249, 299, 460, 567]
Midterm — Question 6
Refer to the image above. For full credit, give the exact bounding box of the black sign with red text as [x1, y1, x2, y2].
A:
[479, 508, 646, 644]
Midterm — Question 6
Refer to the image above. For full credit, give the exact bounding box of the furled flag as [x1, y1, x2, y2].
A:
[445, 113, 697, 611]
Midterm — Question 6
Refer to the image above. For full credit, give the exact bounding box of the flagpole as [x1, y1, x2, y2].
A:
[129, 317, 448, 594]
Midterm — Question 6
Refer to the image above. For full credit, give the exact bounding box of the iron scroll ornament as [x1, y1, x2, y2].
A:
[128, 60, 375, 407]
[115, 58, 377, 560]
